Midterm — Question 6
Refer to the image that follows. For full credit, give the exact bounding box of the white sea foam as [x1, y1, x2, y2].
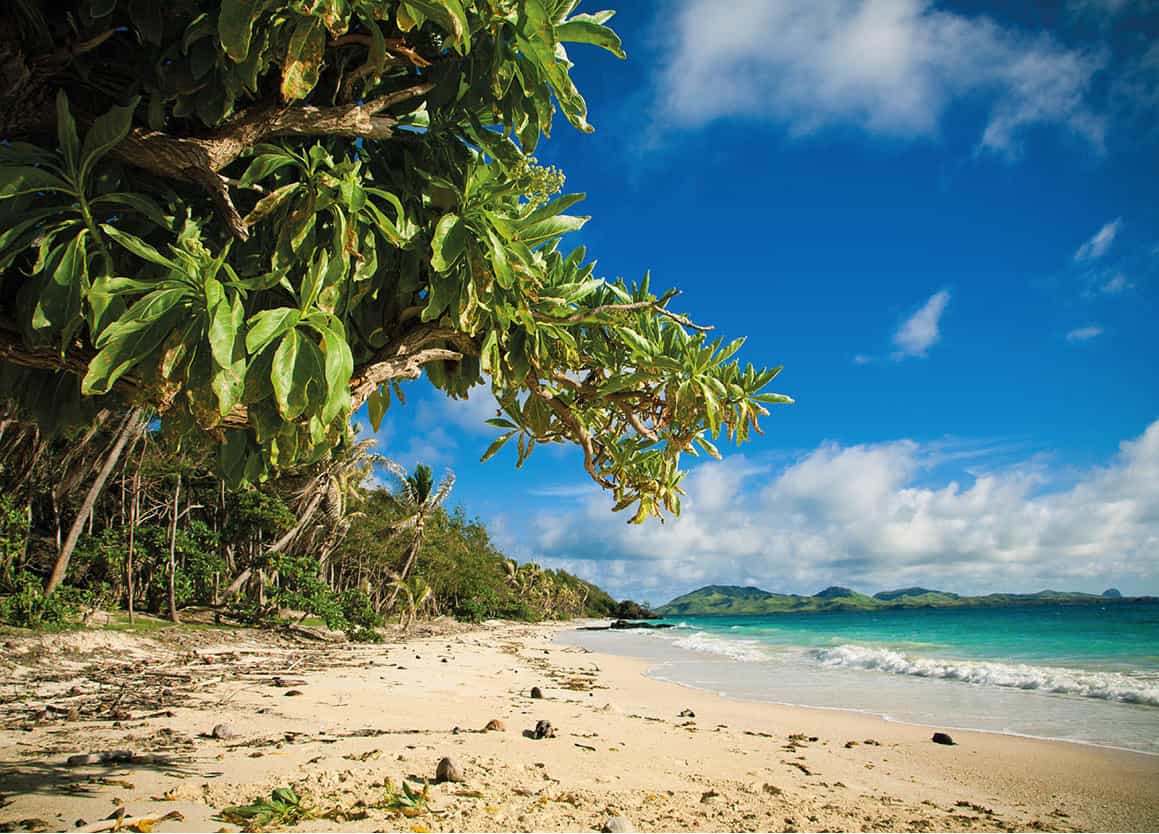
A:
[672, 630, 769, 662]
[811, 644, 1159, 706]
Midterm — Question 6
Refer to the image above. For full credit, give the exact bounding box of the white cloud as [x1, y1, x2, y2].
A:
[656, 0, 1105, 155]
[530, 420, 1159, 601]
[1066, 325, 1103, 342]
[1100, 273, 1130, 294]
[892, 290, 950, 358]
[1074, 218, 1122, 262]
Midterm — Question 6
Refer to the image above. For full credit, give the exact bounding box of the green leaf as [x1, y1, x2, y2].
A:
[367, 387, 388, 431]
[83, 304, 183, 394]
[208, 285, 243, 368]
[271, 328, 303, 418]
[80, 99, 140, 175]
[239, 151, 297, 186]
[0, 167, 71, 199]
[129, 0, 164, 45]
[401, 0, 470, 52]
[55, 92, 80, 175]
[219, 0, 268, 61]
[243, 182, 300, 227]
[430, 213, 466, 272]
[556, 15, 625, 59]
[246, 307, 300, 355]
[319, 321, 353, 423]
[90, 192, 171, 228]
[281, 17, 327, 101]
[100, 224, 178, 269]
[32, 232, 87, 334]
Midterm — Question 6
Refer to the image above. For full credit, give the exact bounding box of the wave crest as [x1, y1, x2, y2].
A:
[811, 644, 1159, 706]
[672, 631, 768, 662]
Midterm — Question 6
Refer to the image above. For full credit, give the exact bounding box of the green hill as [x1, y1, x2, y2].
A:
[656, 584, 1145, 617]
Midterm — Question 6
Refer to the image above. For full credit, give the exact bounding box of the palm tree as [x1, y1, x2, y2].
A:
[382, 462, 454, 613]
[389, 575, 438, 633]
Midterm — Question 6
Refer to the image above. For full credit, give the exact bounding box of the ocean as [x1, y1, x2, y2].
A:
[561, 601, 1159, 754]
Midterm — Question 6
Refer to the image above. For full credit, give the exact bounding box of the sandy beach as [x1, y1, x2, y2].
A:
[1, 621, 1157, 833]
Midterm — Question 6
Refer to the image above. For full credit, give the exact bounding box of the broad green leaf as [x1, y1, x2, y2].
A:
[32, 232, 87, 333]
[281, 17, 327, 101]
[79, 97, 140, 179]
[100, 224, 178, 269]
[367, 387, 388, 431]
[90, 192, 171, 228]
[219, 0, 268, 61]
[320, 324, 353, 423]
[82, 306, 182, 394]
[246, 307, 300, 355]
[0, 167, 71, 199]
[556, 15, 625, 58]
[271, 328, 303, 418]
[430, 213, 466, 272]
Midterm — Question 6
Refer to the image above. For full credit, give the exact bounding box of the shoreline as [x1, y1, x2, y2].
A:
[1, 620, 1157, 832]
[643, 661, 1159, 760]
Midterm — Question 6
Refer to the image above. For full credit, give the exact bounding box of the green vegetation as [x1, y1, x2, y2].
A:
[656, 584, 1150, 617]
[0, 0, 790, 545]
[221, 787, 314, 831]
[0, 415, 624, 635]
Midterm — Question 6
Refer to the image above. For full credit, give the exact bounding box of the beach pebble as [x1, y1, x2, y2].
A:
[436, 756, 465, 783]
[932, 732, 956, 745]
[530, 686, 544, 699]
[483, 719, 506, 732]
[284, 689, 303, 697]
[678, 708, 695, 718]
[602, 815, 634, 832]
[531, 720, 555, 739]
[211, 724, 236, 740]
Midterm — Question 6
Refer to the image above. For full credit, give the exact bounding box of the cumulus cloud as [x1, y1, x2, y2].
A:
[892, 290, 950, 358]
[655, 0, 1105, 155]
[1066, 325, 1103, 342]
[529, 419, 1159, 602]
[1074, 218, 1122, 262]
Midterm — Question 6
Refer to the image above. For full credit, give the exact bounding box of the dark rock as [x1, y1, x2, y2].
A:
[932, 732, 955, 745]
[211, 724, 236, 740]
[284, 689, 303, 697]
[602, 815, 634, 833]
[529, 686, 543, 699]
[483, 719, 506, 732]
[436, 756, 465, 783]
[678, 709, 695, 718]
[531, 720, 555, 739]
[74, 820, 87, 828]
[609, 620, 674, 630]
[844, 740, 858, 748]
[272, 677, 307, 688]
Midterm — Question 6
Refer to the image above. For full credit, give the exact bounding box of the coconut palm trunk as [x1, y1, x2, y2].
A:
[167, 472, 181, 623]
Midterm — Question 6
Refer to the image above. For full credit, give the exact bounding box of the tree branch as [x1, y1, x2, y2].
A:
[110, 81, 435, 240]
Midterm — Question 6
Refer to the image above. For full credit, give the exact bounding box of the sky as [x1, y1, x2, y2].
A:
[357, 0, 1159, 605]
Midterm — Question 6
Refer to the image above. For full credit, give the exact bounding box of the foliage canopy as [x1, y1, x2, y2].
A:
[0, 0, 790, 522]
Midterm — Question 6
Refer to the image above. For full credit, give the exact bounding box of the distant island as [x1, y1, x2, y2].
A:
[655, 584, 1150, 616]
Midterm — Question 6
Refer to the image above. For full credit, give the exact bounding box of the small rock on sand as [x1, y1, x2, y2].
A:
[530, 720, 555, 739]
[436, 756, 465, 782]
[932, 732, 955, 745]
[678, 708, 695, 718]
[211, 724, 236, 739]
[284, 689, 303, 697]
[602, 815, 634, 832]
[530, 686, 543, 699]
[483, 719, 506, 732]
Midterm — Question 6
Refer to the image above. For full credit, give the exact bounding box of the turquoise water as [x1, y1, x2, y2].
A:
[562, 601, 1159, 753]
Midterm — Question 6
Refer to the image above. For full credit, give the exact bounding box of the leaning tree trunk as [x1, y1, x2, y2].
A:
[384, 517, 424, 612]
[44, 409, 142, 597]
[167, 472, 181, 623]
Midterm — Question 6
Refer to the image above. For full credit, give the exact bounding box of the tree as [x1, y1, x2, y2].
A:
[0, 0, 791, 531]
[382, 461, 454, 612]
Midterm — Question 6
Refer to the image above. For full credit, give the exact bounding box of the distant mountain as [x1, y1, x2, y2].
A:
[874, 587, 960, 602]
[655, 584, 1148, 617]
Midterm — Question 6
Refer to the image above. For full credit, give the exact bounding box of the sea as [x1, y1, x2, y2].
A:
[560, 601, 1159, 755]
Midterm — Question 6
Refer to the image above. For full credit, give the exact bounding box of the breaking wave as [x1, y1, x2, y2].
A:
[811, 644, 1159, 706]
[672, 630, 769, 662]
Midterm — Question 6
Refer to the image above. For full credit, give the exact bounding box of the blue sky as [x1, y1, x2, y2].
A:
[358, 0, 1159, 604]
